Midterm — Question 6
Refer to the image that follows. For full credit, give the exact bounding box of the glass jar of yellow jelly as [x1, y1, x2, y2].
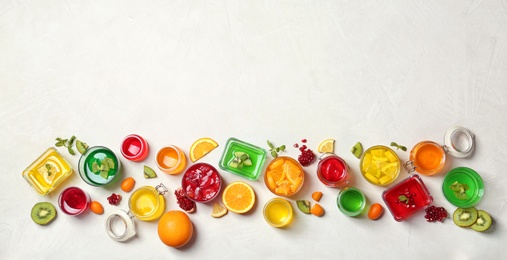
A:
[404, 126, 475, 176]
[129, 185, 167, 221]
[105, 183, 167, 242]
[360, 145, 400, 186]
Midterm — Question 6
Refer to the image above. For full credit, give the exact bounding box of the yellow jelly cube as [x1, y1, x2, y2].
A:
[371, 149, 383, 157]
[365, 173, 379, 184]
[379, 175, 393, 185]
[385, 150, 398, 163]
[361, 153, 372, 170]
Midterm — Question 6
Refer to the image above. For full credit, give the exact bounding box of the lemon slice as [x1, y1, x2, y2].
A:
[318, 139, 335, 153]
[211, 203, 228, 218]
[189, 138, 218, 162]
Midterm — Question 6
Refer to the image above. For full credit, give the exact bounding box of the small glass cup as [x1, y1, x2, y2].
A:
[128, 184, 167, 221]
[58, 186, 90, 216]
[78, 146, 122, 187]
[121, 134, 149, 162]
[156, 145, 187, 174]
[336, 187, 366, 217]
[317, 154, 350, 187]
[264, 156, 305, 197]
[182, 163, 222, 203]
[360, 145, 400, 186]
[263, 197, 293, 228]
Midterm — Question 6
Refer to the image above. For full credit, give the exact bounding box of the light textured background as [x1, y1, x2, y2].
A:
[1, 0, 506, 259]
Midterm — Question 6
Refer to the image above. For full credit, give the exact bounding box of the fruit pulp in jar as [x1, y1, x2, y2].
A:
[411, 141, 445, 175]
[84, 148, 119, 185]
[360, 146, 400, 186]
[156, 146, 187, 174]
[23, 148, 73, 196]
[317, 156, 349, 187]
[121, 134, 149, 161]
[129, 186, 165, 221]
[59, 187, 90, 215]
[182, 163, 221, 202]
[382, 175, 433, 221]
[264, 157, 304, 196]
[338, 188, 365, 216]
[264, 198, 293, 227]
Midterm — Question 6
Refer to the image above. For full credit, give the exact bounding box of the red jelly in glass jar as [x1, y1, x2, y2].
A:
[317, 155, 350, 187]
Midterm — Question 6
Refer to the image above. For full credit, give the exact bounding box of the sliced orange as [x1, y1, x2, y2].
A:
[189, 138, 218, 162]
[318, 139, 335, 153]
[222, 181, 255, 214]
[284, 162, 302, 184]
[211, 203, 228, 218]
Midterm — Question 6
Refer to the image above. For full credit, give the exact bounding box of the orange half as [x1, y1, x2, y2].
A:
[222, 181, 255, 214]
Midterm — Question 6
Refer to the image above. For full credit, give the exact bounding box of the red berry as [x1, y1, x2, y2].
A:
[297, 146, 315, 167]
[107, 193, 122, 205]
[301, 139, 307, 143]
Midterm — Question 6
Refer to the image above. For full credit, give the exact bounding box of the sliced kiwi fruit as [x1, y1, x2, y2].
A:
[229, 151, 251, 169]
[351, 142, 363, 159]
[471, 210, 492, 232]
[296, 200, 311, 214]
[453, 207, 478, 227]
[76, 140, 89, 155]
[144, 165, 157, 179]
[31, 202, 57, 225]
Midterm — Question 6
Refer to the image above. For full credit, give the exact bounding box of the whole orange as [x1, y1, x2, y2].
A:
[157, 210, 193, 248]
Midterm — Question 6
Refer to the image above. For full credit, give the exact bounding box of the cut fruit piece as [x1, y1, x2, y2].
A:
[31, 202, 57, 225]
[312, 191, 323, 202]
[76, 140, 89, 155]
[144, 165, 157, 179]
[222, 181, 255, 214]
[453, 207, 478, 227]
[365, 173, 379, 184]
[189, 137, 218, 163]
[471, 210, 492, 232]
[318, 139, 335, 153]
[351, 142, 363, 159]
[211, 203, 228, 218]
[310, 203, 325, 217]
[175, 187, 196, 213]
[296, 200, 311, 214]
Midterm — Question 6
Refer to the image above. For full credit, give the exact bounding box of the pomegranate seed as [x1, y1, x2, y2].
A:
[301, 139, 307, 143]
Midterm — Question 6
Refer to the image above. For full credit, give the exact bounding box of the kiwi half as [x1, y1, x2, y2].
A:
[31, 202, 57, 225]
[453, 207, 478, 227]
[471, 210, 492, 232]
[144, 165, 157, 179]
[296, 200, 311, 214]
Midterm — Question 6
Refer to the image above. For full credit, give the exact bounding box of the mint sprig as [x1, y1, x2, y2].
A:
[55, 136, 76, 155]
[390, 142, 407, 152]
[267, 140, 286, 158]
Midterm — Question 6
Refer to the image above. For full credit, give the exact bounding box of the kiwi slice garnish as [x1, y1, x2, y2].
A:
[76, 140, 89, 155]
[296, 200, 311, 214]
[453, 207, 478, 227]
[31, 202, 57, 225]
[351, 142, 363, 159]
[229, 151, 252, 169]
[144, 165, 157, 179]
[471, 210, 492, 232]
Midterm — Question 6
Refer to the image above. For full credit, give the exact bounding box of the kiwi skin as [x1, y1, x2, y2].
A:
[31, 202, 57, 225]
[453, 207, 478, 227]
[471, 210, 492, 232]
